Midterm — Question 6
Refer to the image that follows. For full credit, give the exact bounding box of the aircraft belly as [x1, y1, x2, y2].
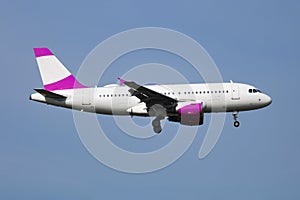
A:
[94, 98, 130, 115]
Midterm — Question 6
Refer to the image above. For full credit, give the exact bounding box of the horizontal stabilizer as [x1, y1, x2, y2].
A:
[34, 89, 67, 99]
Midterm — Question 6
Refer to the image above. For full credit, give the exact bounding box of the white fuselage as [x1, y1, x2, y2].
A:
[30, 82, 272, 116]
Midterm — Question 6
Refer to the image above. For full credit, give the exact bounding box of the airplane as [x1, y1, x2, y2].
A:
[30, 48, 272, 133]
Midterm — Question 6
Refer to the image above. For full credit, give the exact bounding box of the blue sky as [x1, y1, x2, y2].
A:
[1, 0, 300, 199]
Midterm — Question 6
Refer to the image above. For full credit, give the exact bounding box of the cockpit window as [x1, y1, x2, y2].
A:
[249, 88, 262, 93]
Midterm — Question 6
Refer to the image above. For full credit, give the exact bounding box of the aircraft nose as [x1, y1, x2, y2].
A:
[264, 94, 272, 106]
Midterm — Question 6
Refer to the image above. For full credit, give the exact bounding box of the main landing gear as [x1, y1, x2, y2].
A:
[152, 117, 163, 134]
[233, 111, 240, 127]
[149, 104, 166, 134]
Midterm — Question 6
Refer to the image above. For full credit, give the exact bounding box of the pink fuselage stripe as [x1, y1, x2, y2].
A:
[34, 48, 54, 57]
[44, 75, 87, 91]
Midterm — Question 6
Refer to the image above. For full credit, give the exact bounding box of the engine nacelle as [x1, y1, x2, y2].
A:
[168, 102, 204, 126]
[178, 102, 202, 115]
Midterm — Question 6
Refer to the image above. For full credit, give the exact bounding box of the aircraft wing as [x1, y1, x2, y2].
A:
[118, 78, 178, 109]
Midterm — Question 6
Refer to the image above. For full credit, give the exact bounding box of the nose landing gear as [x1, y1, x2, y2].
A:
[233, 111, 240, 127]
[234, 121, 240, 127]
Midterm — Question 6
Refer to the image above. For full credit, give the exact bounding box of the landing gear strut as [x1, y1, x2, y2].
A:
[233, 111, 240, 127]
[152, 118, 162, 134]
[149, 104, 166, 134]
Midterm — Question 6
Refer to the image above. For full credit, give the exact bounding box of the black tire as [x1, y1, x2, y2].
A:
[234, 121, 240, 127]
[153, 127, 162, 134]
[152, 119, 160, 127]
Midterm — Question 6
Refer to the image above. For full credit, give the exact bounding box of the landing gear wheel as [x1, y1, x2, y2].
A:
[153, 126, 162, 134]
[152, 119, 160, 127]
[152, 118, 162, 134]
[234, 121, 240, 127]
[232, 111, 240, 128]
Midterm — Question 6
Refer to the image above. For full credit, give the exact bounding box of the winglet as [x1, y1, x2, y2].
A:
[118, 78, 126, 86]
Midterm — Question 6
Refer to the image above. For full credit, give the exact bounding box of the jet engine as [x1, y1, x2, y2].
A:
[168, 102, 204, 126]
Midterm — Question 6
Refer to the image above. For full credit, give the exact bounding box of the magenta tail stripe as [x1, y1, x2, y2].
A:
[44, 75, 87, 91]
[33, 48, 54, 57]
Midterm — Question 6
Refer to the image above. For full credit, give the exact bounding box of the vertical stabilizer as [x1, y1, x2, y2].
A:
[33, 48, 87, 91]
